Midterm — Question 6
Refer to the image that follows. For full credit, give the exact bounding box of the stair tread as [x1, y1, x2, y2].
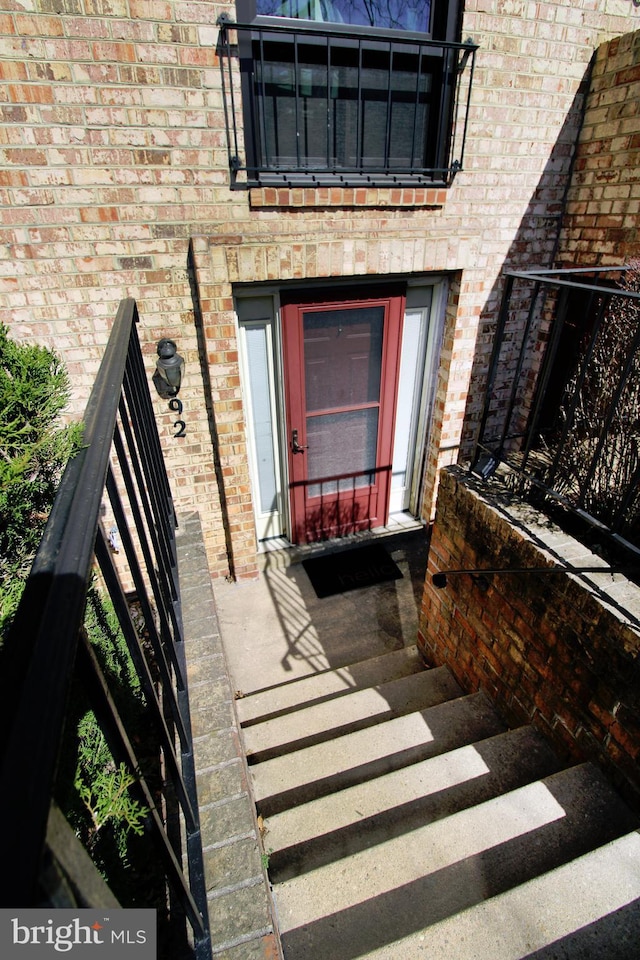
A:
[243, 666, 462, 761]
[361, 831, 640, 960]
[251, 691, 506, 813]
[274, 763, 639, 942]
[265, 724, 564, 872]
[237, 644, 425, 726]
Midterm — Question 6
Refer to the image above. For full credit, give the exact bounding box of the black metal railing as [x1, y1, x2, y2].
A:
[217, 17, 476, 189]
[472, 266, 640, 561]
[0, 299, 211, 958]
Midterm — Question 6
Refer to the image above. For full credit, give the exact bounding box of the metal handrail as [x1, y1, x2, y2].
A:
[219, 15, 477, 49]
[432, 564, 640, 588]
[0, 300, 212, 958]
[0, 300, 135, 901]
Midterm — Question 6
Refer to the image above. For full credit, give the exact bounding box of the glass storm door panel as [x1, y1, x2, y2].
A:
[282, 293, 404, 543]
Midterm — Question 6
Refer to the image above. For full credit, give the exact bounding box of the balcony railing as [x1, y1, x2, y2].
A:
[0, 300, 212, 958]
[472, 266, 640, 562]
[217, 17, 477, 189]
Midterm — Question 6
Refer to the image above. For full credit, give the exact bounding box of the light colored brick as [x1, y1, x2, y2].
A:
[0, 1, 639, 581]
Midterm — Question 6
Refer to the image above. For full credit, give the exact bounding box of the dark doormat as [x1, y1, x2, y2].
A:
[302, 543, 403, 599]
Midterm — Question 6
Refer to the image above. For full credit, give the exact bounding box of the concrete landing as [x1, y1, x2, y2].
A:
[213, 527, 431, 696]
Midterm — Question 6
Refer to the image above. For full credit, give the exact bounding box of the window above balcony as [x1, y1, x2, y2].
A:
[217, 1, 476, 191]
[251, 0, 433, 33]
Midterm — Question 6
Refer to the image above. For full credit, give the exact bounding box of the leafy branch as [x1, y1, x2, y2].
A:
[76, 757, 149, 848]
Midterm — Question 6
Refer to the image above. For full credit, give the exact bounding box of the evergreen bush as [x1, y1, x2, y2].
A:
[0, 324, 82, 638]
[0, 326, 159, 903]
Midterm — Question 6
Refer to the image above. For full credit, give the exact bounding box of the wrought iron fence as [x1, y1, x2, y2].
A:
[217, 16, 477, 189]
[471, 266, 640, 561]
[0, 299, 212, 958]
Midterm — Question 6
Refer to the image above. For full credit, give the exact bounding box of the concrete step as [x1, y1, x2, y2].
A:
[362, 831, 640, 960]
[251, 690, 506, 817]
[243, 665, 463, 763]
[275, 763, 640, 960]
[241, 641, 640, 959]
[237, 644, 425, 726]
[266, 724, 564, 881]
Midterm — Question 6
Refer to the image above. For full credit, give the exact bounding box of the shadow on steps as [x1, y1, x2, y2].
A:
[278, 765, 639, 960]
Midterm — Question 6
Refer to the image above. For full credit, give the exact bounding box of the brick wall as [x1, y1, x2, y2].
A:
[0, 1, 636, 576]
[418, 466, 640, 809]
[560, 28, 640, 266]
[0, 0, 240, 573]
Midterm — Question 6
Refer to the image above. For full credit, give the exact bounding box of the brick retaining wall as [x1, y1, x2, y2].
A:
[418, 466, 640, 809]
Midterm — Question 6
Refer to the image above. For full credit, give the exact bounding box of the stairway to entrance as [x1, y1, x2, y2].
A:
[236, 645, 640, 959]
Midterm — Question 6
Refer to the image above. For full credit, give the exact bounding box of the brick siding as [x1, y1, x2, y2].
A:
[560, 29, 640, 266]
[418, 466, 640, 810]
[0, 1, 637, 576]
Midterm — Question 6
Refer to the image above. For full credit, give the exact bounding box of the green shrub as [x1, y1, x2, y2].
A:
[57, 586, 153, 893]
[0, 324, 82, 637]
[57, 585, 161, 906]
[0, 326, 158, 902]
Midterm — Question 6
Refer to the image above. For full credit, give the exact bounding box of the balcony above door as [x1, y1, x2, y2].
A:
[217, 15, 477, 190]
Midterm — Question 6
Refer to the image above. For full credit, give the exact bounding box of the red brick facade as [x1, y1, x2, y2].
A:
[0, 1, 638, 577]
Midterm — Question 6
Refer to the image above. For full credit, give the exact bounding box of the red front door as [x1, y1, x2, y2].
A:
[282, 290, 404, 543]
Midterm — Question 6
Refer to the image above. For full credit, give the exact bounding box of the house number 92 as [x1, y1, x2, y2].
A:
[169, 398, 186, 438]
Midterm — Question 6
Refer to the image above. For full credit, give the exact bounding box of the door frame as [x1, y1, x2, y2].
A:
[235, 277, 446, 545]
[395, 279, 449, 516]
[236, 292, 289, 541]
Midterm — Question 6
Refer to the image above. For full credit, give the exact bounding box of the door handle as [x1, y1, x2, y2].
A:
[291, 429, 307, 454]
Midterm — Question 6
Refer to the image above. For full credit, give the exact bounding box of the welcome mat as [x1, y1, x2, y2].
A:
[302, 543, 403, 599]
